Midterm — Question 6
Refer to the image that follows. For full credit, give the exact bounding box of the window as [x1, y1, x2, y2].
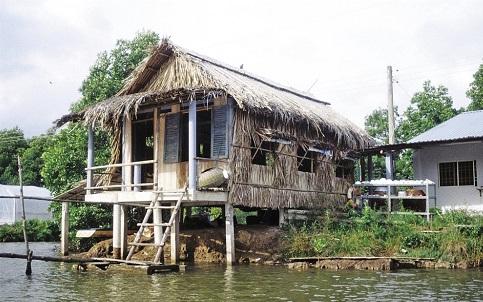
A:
[251, 141, 278, 166]
[335, 160, 354, 180]
[180, 110, 212, 161]
[297, 147, 316, 173]
[439, 161, 477, 186]
[164, 103, 230, 163]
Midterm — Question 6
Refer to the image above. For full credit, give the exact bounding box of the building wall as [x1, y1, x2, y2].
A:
[413, 142, 483, 208]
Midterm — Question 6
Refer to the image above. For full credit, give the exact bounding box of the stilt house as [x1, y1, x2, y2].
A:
[57, 39, 373, 264]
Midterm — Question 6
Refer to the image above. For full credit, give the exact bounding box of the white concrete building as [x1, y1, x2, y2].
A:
[411, 110, 483, 210]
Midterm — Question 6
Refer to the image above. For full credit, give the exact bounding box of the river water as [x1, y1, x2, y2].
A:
[0, 242, 482, 301]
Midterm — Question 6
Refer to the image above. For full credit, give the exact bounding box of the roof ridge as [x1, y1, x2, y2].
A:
[175, 45, 330, 105]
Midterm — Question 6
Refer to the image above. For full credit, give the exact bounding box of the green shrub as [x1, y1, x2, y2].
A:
[0, 219, 59, 242]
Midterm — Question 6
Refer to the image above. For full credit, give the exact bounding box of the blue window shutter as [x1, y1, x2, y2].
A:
[211, 105, 229, 158]
[164, 113, 180, 163]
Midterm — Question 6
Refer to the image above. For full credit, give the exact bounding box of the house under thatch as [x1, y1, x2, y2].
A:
[56, 38, 373, 264]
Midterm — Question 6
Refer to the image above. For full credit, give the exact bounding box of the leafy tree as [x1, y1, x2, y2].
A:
[364, 107, 400, 144]
[21, 135, 52, 186]
[0, 127, 28, 184]
[71, 30, 160, 112]
[467, 63, 483, 111]
[399, 81, 456, 141]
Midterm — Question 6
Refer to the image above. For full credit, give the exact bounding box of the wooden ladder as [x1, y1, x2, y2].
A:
[126, 187, 187, 263]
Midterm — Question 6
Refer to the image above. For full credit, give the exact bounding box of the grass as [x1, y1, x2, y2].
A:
[281, 207, 483, 264]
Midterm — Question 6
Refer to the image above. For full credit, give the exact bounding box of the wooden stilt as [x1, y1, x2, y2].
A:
[153, 200, 162, 245]
[170, 201, 179, 264]
[120, 205, 128, 259]
[225, 203, 235, 265]
[61, 202, 69, 256]
[278, 208, 287, 226]
[113, 204, 121, 259]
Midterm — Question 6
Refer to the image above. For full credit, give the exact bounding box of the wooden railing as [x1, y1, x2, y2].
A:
[85, 160, 157, 193]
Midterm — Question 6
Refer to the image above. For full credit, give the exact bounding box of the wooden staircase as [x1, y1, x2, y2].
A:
[126, 186, 187, 263]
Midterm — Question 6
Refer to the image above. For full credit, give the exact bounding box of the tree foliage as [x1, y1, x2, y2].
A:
[364, 81, 457, 180]
[21, 135, 52, 186]
[399, 81, 456, 142]
[467, 63, 483, 111]
[71, 30, 160, 112]
[364, 107, 400, 144]
[0, 127, 28, 184]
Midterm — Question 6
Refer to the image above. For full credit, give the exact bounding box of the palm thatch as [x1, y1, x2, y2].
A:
[60, 38, 373, 151]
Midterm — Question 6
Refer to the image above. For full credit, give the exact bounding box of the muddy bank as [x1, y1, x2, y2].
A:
[287, 258, 482, 271]
[83, 225, 282, 264]
[81, 225, 481, 270]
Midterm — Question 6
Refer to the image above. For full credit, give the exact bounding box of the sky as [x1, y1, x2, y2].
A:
[0, 0, 482, 138]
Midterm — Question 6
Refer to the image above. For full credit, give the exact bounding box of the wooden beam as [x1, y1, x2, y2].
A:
[225, 203, 235, 265]
[61, 202, 69, 256]
[85, 160, 156, 171]
[170, 201, 180, 264]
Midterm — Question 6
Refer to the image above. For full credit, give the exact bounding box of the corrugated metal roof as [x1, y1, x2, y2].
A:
[408, 110, 483, 144]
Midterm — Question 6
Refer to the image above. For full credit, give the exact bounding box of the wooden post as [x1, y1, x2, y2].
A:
[225, 203, 235, 265]
[153, 107, 159, 190]
[61, 202, 69, 256]
[278, 208, 287, 226]
[360, 157, 366, 182]
[86, 126, 94, 195]
[120, 205, 128, 259]
[17, 156, 32, 275]
[120, 116, 132, 259]
[112, 203, 121, 259]
[133, 164, 141, 192]
[122, 116, 133, 190]
[153, 199, 162, 245]
[188, 101, 197, 191]
[170, 201, 180, 264]
[385, 152, 394, 180]
[367, 155, 373, 181]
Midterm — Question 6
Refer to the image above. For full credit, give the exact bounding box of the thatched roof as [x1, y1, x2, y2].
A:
[59, 38, 373, 150]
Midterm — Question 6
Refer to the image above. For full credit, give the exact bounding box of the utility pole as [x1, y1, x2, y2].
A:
[387, 66, 395, 144]
[386, 66, 395, 180]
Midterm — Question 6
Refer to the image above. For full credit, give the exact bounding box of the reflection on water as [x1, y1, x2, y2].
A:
[0, 242, 482, 302]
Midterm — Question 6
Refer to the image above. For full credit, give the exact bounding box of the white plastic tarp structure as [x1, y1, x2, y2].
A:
[0, 184, 52, 225]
